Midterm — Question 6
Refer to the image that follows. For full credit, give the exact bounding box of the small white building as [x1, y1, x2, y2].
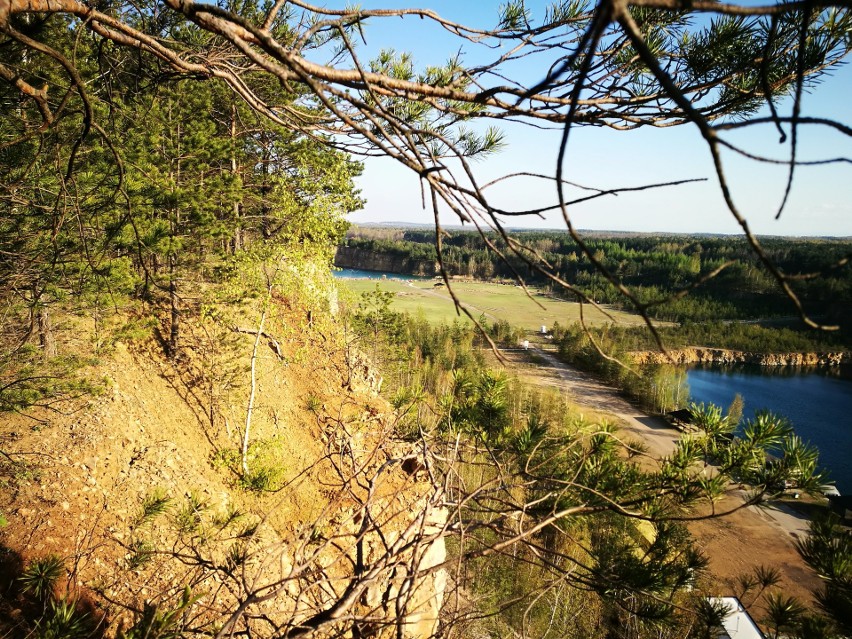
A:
[707, 597, 763, 639]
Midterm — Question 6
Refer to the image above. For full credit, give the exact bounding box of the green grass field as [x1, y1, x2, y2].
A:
[340, 277, 652, 331]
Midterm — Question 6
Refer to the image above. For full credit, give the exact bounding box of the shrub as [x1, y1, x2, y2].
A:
[240, 465, 284, 492]
[19, 554, 64, 600]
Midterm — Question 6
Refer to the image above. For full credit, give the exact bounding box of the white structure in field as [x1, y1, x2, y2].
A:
[540, 325, 547, 334]
[708, 597, 763, 639]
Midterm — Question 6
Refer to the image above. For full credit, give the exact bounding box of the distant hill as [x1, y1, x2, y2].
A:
[347, 222, 851, 240]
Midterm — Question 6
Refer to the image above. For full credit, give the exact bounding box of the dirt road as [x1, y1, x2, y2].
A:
[500, 347, 822, 608]
[517, 348, 681, 458]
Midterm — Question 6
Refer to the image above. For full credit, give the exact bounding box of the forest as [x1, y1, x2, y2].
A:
[341, 227, 852, 346]
[1, 21, 363, 411]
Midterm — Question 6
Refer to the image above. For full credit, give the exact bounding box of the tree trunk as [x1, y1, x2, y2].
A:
[168, 130, 180, 360]
[168, 255, 179, 359]
[230, 102, 243, 254]
[242, 305, 267, 477]
[37, 306, 56, 359]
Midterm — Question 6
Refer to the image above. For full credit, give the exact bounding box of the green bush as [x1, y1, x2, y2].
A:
[240, 465, 284, 492]
[38, 598, 92, 639]
[19, 554, 64, 600]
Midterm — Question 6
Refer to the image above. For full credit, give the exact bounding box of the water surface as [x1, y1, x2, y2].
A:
[687, 365, 852, 493]
[334, 268, 430, 281]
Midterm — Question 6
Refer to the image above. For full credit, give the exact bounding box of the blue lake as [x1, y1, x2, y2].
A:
[334, 268, 430, 281]
[687, 365, 852, 494]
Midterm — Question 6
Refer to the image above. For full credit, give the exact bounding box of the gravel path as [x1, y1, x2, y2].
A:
[522, 348, 680, 458]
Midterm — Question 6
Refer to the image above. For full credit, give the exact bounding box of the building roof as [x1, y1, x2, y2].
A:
[708, 597, 763, 639]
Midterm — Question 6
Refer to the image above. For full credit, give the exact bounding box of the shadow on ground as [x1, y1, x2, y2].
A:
[0, 543, 106, 639]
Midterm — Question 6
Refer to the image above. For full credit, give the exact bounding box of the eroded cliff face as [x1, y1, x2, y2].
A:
[630, 347, 850, 366]
[0, 298, 446, 639]
[334, 247, 438, 276]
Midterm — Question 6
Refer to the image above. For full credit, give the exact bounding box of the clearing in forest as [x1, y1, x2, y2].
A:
[340, 278, 651, 330]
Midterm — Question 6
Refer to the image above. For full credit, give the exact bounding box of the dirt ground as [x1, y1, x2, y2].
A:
[499, 347, 824, 615]
[0, 319, 826, 634]
[0, 308, 417, 636]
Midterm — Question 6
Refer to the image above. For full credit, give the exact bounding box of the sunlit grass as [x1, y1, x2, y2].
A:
[340, 278, 652, 330]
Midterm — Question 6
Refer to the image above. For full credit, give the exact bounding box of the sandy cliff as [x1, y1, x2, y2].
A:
[334, 247, 438, 276]
[629, 347, 850, 366]
[0, 298, 446, 639]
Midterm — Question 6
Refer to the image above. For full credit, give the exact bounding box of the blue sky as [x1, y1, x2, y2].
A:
[335, 1, 852, 236]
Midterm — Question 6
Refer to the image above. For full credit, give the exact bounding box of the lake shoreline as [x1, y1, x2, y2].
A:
[498, 347, 824, 611]
[631, 346, 851, 367]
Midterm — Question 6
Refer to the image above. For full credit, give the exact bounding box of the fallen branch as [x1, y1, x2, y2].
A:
[231, 326, 283, 360]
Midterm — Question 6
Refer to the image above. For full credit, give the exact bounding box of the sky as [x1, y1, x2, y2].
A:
[330, 1, 852, 237]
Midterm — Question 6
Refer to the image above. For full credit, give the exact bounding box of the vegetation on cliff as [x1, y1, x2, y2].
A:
[1, 44, 363, 412]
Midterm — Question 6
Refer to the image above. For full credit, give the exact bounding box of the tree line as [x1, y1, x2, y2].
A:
[1, 16, 363, 411]
[342, 228, 852, 345]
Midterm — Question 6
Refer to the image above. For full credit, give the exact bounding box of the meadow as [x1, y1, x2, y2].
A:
[340, 276, 651, 330]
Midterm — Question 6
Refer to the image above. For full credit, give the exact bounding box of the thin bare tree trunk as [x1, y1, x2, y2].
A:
[37, 306, 56, 359]
[168, 255, 180, 359]
[242, 305, 266, 476]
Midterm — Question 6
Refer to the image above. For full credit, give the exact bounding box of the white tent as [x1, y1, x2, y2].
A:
[707, 597, 764, 639]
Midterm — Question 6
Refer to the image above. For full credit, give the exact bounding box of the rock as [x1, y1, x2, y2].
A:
[362, 502, 448, 639]
[345, 351, 383, 394]
[334, 247, 438, 277]
[629, 348, 850, 367]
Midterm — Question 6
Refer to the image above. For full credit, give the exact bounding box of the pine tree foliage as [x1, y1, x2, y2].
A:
[0, 13, 363, 393]
[796, 513, 852, 636]
[347, 310, 838, 638]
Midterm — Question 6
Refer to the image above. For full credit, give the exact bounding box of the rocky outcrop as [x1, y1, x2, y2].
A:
[629, 347, 851, 366]
[346, 349, 384, 393]
[362, 501, 448, 639]
[335, 247, 438, 276]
